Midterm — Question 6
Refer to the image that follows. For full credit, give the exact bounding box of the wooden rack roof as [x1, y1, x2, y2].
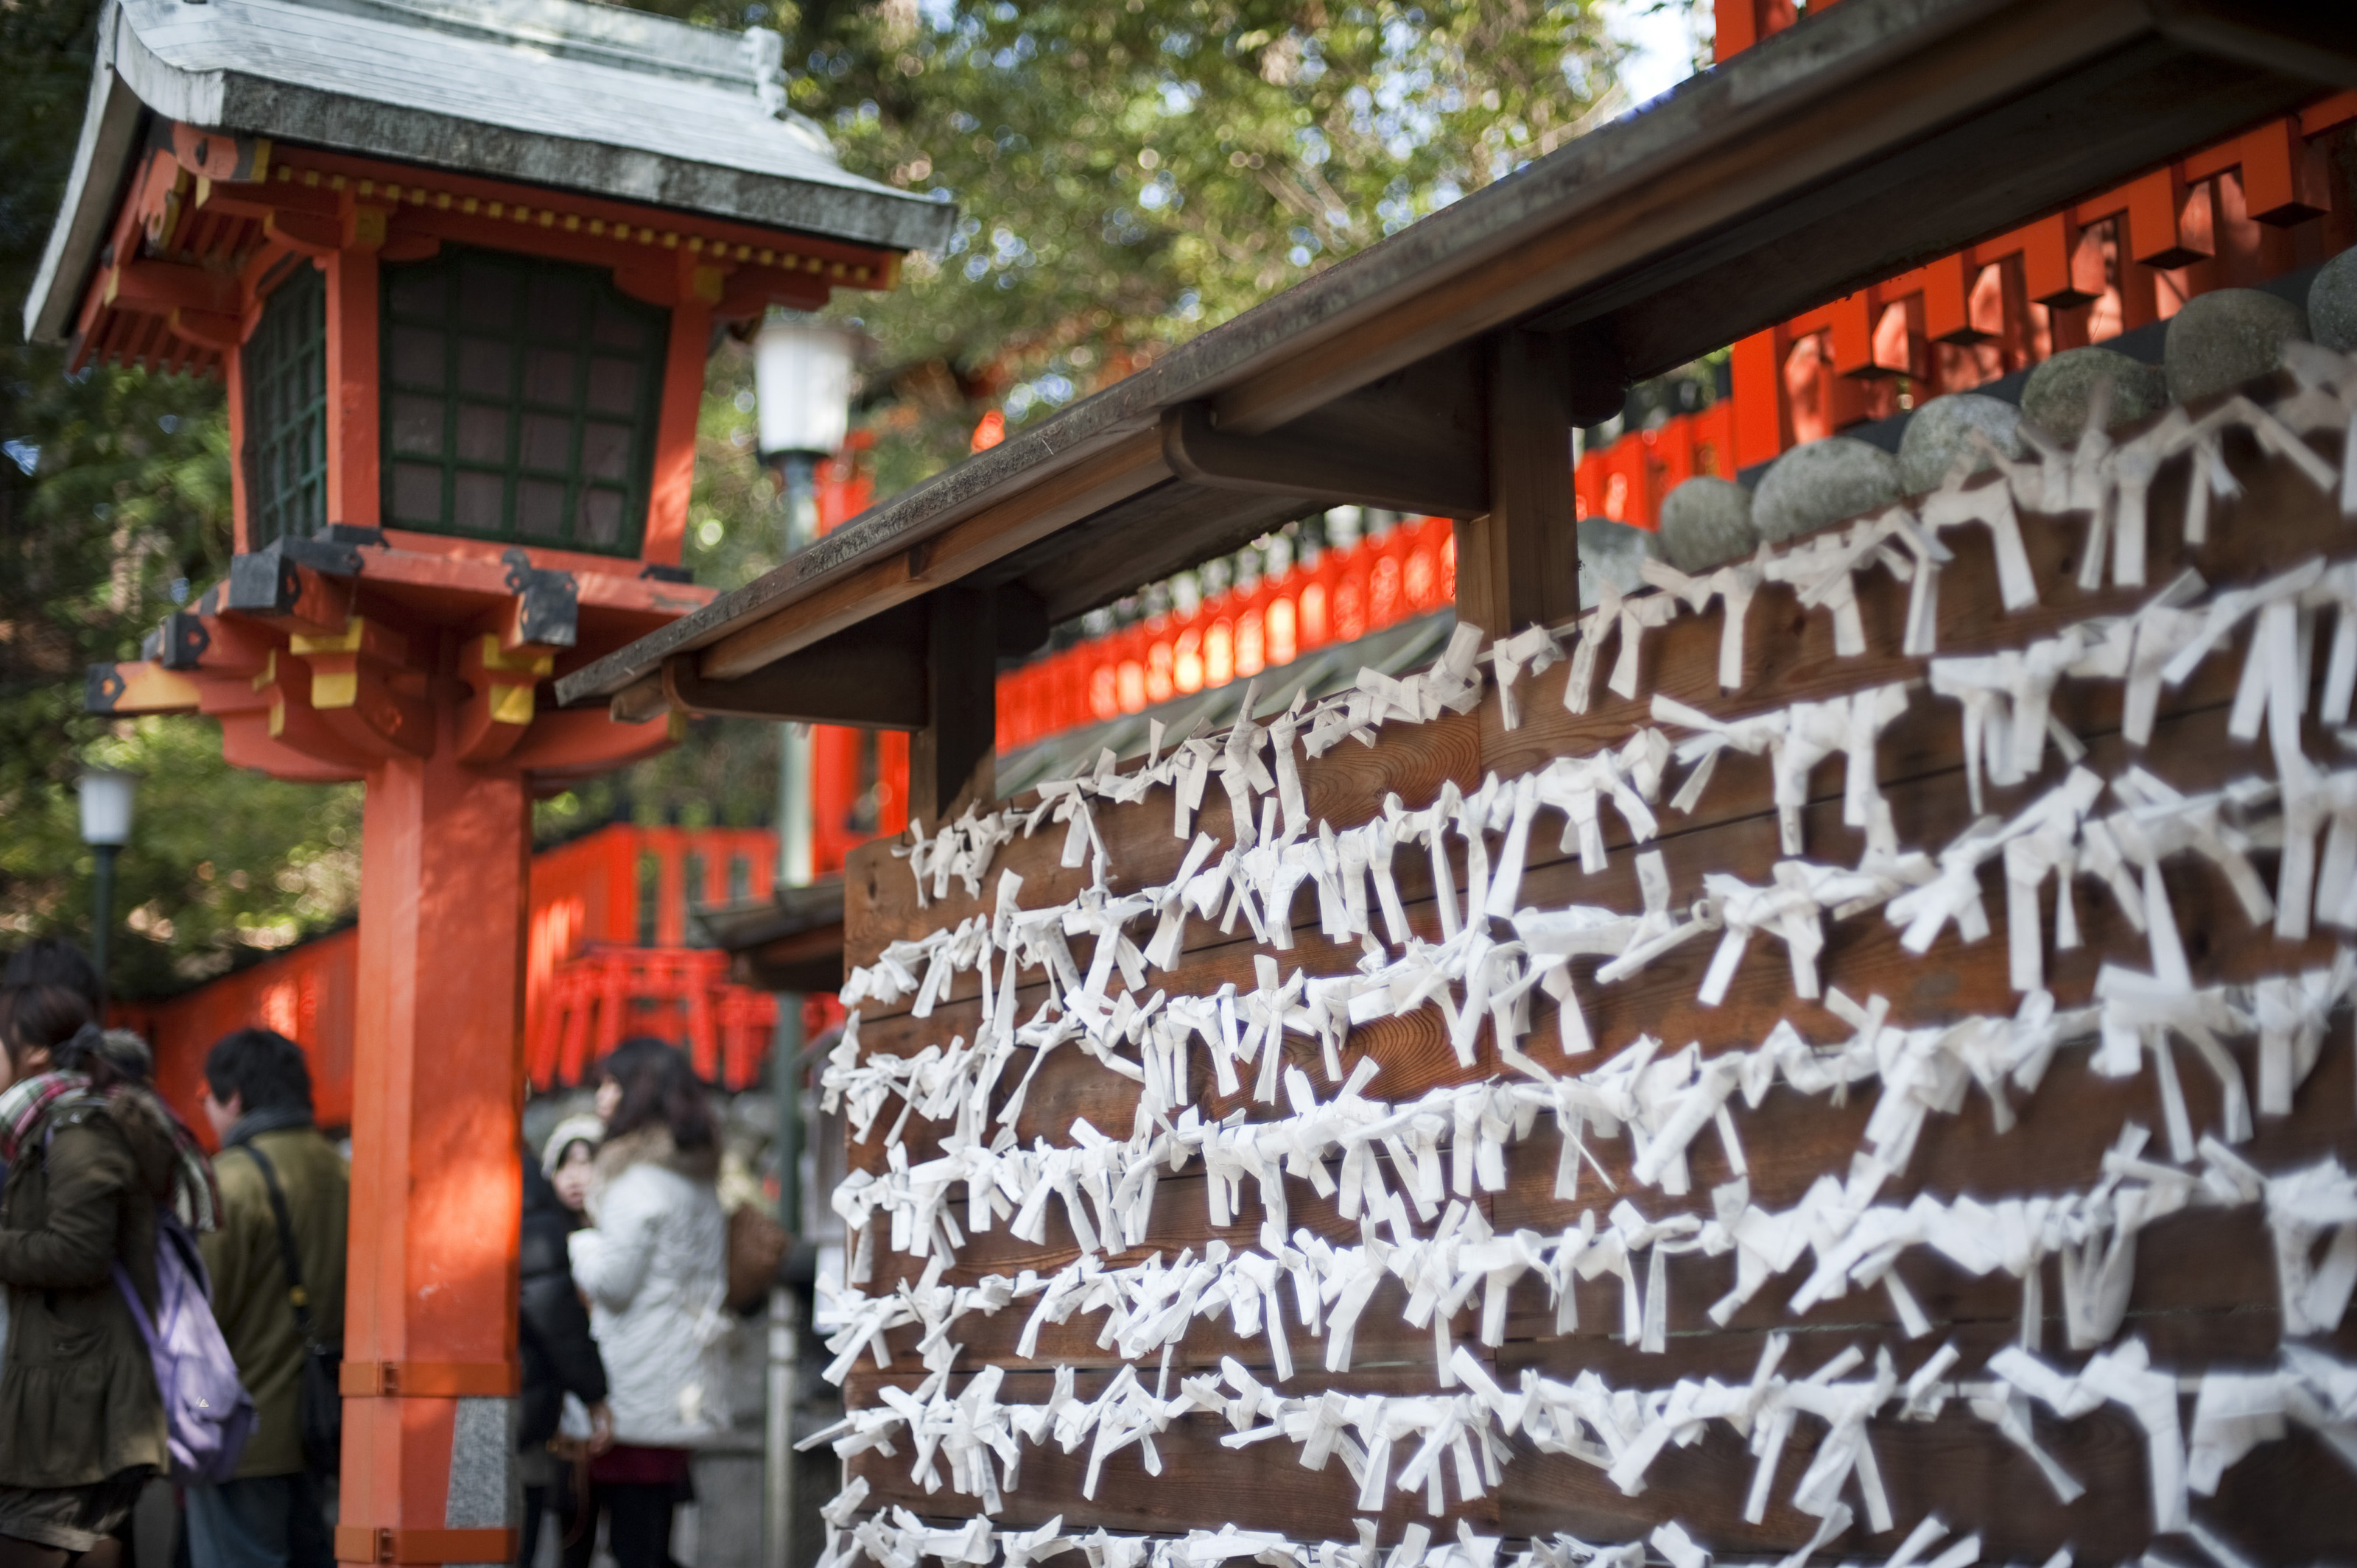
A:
[559, 0, 2356, 724]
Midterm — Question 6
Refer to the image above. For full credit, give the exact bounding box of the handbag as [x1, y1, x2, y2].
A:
[240, 1142, 344, 1477]
[724, 1201, 790, 1312]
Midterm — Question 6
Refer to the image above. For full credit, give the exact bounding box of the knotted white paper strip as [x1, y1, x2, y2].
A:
[1641, 555, 1766, 691]
[1922, 466, 2036, 615]
[1489, 626, 1564, 731]
[2265, 1156, 2357, 1337]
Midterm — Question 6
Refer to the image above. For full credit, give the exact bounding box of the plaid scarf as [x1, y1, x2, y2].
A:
[0, 1069, 223, 1233]
[0, 1071, 92, 1164]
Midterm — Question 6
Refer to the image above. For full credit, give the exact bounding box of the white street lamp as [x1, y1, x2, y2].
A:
[749, 310, 857, 1568]
[754, 312, 857, 561]
[77, 767, 138, 1005]
[78, 767, 137, 848]
[752, 315, 857, 463]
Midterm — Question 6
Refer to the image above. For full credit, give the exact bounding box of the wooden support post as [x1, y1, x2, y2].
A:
[907, 586, 995, 826]
[340, 733, 527, 1564]
[643, 291, 713, 569]
[1455, 331, 1580, 641]
[324, 247, 379, 530]
[225, 343, 254, 554]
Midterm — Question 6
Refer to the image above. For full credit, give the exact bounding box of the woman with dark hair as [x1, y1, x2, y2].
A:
[0, 941, 102, 1013]
[568, 1038, 727, 1568]
[0, 986, 219, 1568]
[0, 943, 102, 1106]
[516, 1117, 611, 1568]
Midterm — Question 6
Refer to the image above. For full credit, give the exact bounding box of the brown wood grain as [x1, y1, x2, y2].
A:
[846, 1364, 1500, 1543]
[1500, 1362, 2354, 1564]
[845, 697, 2341, 1182]
[829, 443, 2357, 1564]
[838, 1315, 2357, 1561]
[845, 428, 2346, 985]
[842, 1043, 2352, 1377]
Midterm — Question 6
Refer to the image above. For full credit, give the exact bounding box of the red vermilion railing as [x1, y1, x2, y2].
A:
[119, 823, 793, 1137]
[995, 514, 1458, 751]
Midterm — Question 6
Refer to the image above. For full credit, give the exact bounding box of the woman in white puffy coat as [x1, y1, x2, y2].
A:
[569, 1038, 730, 1568]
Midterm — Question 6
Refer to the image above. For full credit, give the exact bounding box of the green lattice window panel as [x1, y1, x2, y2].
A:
[380, 247, 667, 557]
[245, 264, 328, 548]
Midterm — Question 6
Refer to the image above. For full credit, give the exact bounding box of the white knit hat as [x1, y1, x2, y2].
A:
[541, 1112, 606, 1175]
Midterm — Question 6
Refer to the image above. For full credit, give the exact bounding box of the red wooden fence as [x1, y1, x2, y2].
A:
[119, 822, 785, 1141]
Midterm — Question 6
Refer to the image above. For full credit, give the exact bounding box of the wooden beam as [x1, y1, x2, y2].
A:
[169, 122, 271, 184]
[666, 603, 929, 726]
[609, 676, 667, 725]
[997, 343, 1486, 622]
[1159, 401, 1486, 517]
[731, 921, 850, 994]
[265, 209, 343, 259]
[85, 660, 203, 716]
[990, 483, 1303, 628]
[166, 307, 243, 351]
[994, 584, 1052, 660]
[695, 431, 1167, 682]
[907, 588, 995, 826]
[2154, 0, 2357, 85]
[1455, 331, 1579, 639]
[104, 259, 240, 317]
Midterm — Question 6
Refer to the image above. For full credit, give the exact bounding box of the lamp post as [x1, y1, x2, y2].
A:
[77, 767, 137, 1010]
[751, 306, 855, 1568]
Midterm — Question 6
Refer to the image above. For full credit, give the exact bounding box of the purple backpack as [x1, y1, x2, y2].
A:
[113, 1214, 258, 1483]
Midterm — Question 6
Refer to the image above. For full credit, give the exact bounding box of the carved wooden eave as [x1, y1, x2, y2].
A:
[21, 0, 956, 363]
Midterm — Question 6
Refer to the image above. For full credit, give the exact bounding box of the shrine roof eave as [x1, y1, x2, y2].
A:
[554, 0, 2357, 714]
[697, 879, 848, 994]
[24, 0, 955, 346]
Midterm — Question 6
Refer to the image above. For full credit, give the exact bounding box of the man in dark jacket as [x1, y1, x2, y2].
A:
[519, 1157, 610, 1568]
[188, 1030, 346, 1568]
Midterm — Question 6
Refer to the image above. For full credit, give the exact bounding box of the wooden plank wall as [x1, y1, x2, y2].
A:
[834, 376, 2357, 1564]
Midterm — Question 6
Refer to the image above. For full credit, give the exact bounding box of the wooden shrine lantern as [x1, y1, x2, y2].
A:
[23, 1, 950, 1557]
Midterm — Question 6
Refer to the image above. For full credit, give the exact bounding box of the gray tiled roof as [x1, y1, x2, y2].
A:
[26, 0, 955, 342]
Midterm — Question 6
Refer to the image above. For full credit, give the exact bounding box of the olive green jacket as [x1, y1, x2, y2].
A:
[0, 1099, 172, 1488]
[202, 1126, 348, 1478]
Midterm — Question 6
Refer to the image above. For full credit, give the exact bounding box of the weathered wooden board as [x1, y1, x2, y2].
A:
[845, 697, 2335, 1186]
[846, 1038, 2353, 1375]
[829, 427, 2357, 1564]
[846, 1364, 1505, 1541]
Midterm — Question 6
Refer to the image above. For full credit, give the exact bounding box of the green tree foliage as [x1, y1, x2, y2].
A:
[742, 0, 1618, 491]
[0, 0, 374, 994]
[2, 0, 1624, 994]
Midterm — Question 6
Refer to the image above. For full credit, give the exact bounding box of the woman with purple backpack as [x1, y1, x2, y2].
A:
[0, 976, 224, 1568]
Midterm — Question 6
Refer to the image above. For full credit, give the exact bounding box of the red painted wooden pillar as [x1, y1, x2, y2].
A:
[642, 281, 714, 569]
[325, 235, 382, 530]
[340, 711, 530, 1564]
